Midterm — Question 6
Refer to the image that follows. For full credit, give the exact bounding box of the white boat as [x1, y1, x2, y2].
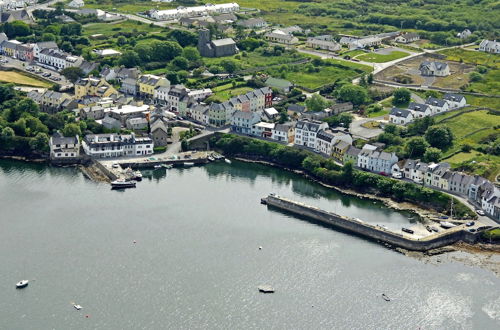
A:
[162, 164, 173, 169]
[225, 159, 232, 164]
[184, 162, 194, 167]
[258, 285, 275, 293]
[16, 280, 29, 288]
[73, 304, 82, 310]
[111, 179, 136, 189]
[133, 171, 143, 181]
[440, 221, 456, 229]
[208, 156, 215, 162]
[154, 165, 162, 169]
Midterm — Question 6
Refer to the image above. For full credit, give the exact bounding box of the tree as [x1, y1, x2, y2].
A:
[425, 125, 453, 149]
[469, 72, 483, 82]
[182, 46, 200, 61]
[338, 112, 353, 128]
[367, 73, 373, 84]
[181, 138, 189, 151]
[62, 123, 81, 137]
[423, 147, 442, 163]
[392, 88, 411, 107]
[337, 84, 368, 106]
[3, 21, 31, 38]
[168, 30, 197, 47]
[407, 117, 435, 136]
[171, 56, 189, 70]
[29, 132, 49, 152]
[305, 94, 332, 112]
[117, 36, 127, 46]
[220, 59, 238, 73]
[16, 98, 39, 116]
[0, 83, 15, 103]
[1, 127, 15, 138]
[42, 33, 56, 41]
[61, 67, 85, 83]
[405, 136, 429, 158]
[424, 90, 440, 99]
[150, 41, 182, 61]
[119, 50, 141, 68]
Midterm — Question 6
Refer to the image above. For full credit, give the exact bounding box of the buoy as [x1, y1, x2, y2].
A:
[258, 246, 262, 250]
[85, 315, 90, 318]
[133, 240, 137, 244]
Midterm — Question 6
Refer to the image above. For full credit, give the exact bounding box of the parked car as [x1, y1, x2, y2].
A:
[413, 178, 423, 184]
[476, 209, 485, 216]
[392, 172, 402, 179]
[42, 72, 51, 77]
[465, 221, 475, 227]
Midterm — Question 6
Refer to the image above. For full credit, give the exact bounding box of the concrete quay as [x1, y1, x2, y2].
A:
[262, 194, 481, 252]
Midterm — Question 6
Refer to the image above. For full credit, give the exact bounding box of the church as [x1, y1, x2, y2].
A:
[197, 28, 238, 58]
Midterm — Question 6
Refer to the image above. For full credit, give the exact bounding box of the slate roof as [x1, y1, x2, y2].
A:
[407, 102, 430, 112]
[443, 93, 465, 103]
[425, 97, 447, 107]
[390, 107, 413, 118]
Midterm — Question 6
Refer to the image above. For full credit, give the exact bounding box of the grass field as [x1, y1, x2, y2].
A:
[0, 71, 52, 87]
[83, 20, 161, 37]
[212, 85, 254, 101]
[466, 95, 500, 109]
[82, 0, 176, 14]
[466, 69, 500, 95]
[439, 48, 500, 69]
[203, 50, 308, 71]
[356, 51, 409, 63]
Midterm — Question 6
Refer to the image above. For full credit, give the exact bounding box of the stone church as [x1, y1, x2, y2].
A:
[197, 28, 238, 58]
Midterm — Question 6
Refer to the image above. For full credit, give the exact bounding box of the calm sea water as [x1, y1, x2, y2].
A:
[0, 160, 499, 330]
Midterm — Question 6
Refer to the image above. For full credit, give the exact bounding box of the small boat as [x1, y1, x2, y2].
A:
[258, 285, 275, 293]
[162, 164, 173, 169]
[382, 294, 391, 302]
[431, 226, 439, 232]
[402, 227, 414, 234]
[184, 162, 194, 167]
[154, 165, 162, 169]
[208, 156, 215, 162]
[133, 171, 143, 181]
[73, 304, 82, 310]
[440, 221, 456, 229]
[225, 158, 232, 164]
[16, 280, 29, 289]
[111, 179, 136, 189]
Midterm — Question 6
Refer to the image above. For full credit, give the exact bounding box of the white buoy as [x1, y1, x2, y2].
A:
[258, 246, 263, 250]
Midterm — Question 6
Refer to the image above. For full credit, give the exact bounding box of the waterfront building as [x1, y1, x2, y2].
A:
[332, 140, 351, 163]
[343, 145, 361, 164]
[315, 130, 353, 156]
[190, 103, 209, 124]
[271, 123, 295, 143]
[231, 110, 261, 135]
[294, 119, 329, 149]
[252, 122, 275, 138]
[82, 133, 153, 158]
[49, 132, 80, 160]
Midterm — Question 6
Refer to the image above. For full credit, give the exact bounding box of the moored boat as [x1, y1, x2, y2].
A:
[258, 285, 275, 293]
[133, 171, 143, 181]
[225, 158, 232, 164]
[111, 179, 136, 189]
[440, 221, 456, 229]
[184, 162, 194, 167]
[382, 293, 390, 301]
[16, 280, 29, 289]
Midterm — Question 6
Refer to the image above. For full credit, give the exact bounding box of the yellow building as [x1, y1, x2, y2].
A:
[74, 77, 117, 99]
[138, 74, 169, 97]
[332, 140, 351, 163]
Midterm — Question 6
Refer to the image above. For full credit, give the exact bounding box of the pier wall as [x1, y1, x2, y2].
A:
[264, 195, 479, 251]
[93, 159, 118, 181]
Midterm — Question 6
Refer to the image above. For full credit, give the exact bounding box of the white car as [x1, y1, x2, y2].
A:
[413, 178, 423, 184]
[476, 209, 485, 216]
[392, 172, 402, 179]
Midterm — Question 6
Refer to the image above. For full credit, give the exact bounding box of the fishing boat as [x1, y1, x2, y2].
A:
[382, 294, 391, 302]
[16, 280, 29, 289]
[133, 171, 143, 181]
[440, 221, 456, 229]
[73, 304, 82, 310]
[111, 179, 136, 189]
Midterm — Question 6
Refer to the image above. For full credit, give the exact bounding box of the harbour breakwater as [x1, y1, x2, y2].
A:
[262, 194, 480, 252]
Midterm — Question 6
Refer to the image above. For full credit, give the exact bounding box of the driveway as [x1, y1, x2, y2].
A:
[350, 114, 385, 140]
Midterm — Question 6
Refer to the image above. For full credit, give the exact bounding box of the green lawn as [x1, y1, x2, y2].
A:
[356, 51, 410, 63]
[439, 48, 500, 69]
[203, 50, 308, 71]
[465, 95, 500, 109]
[366, 108, 389, 118]
[0, 70, 52, 88]
[281, 66, 361, 89]
[83, 20, 162, 36]
[212, 86, 254, 101]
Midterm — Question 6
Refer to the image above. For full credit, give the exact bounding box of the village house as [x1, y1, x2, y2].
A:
[315, 130, 353, 156]
[109, 104, 150, 125]
[126, 117, 149, 131]
[74, 77, 117, 99]
[329, 102, 353, 115]
[120, 77, 138, 96]
[262, 107, 279, 121]
[419, 61, 450, 77]
[190, 103, 209, 124]
[340, 36, 382, 50]
[395, 33, 420, 44]
[407, 102, 432, 118]
[331, 140, 351, 163]
[150, 119, 169, 147]
[294, 119, 329, 149]
[49, 132, 80, 160]
[287, 104, 306, 118]
[264, 30, 299, 45]
[0, 8, 33, 24]
[343, 145, 361, 164]
[231, 110, 261, 135]
[32, 41, 58, 59]
[457, 29, 472, 39]
[271, 123, 294, 143]
[82, 133, 153, 158]
[425, 97, 449, 114]
[306, 36, 341, 52]
[424, 163, 450, 188]
[265, 77, 293, 93]
[67, 0, 84, 8]
[236, 18, 267, 29]
[443, 93, 466, 109]
[389, 108, 414, 125]
[138, 74, 170, 99]
[479, 39, 500, 54]
[27, 90, 74, 114]
[251, 122, 275, 138]
[447, 171, 472, 196]
[188, 88, 213, 101]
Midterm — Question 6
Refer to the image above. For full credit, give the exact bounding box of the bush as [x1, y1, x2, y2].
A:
[153, 146, 167, 153]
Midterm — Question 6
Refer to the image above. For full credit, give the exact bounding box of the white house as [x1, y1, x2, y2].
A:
[231, 110, 261, 135]
[149, 3, 239, 20]
[479, 40, 500, 54]
[357, 144, 378, 171]
[443, 93, 466, 109]
[407, 102, 432, 118]
[271, 123, 294, 143]
[49, 133, 80, 159]
[252, 121, 275, 138]
[306, 37, 341, 52]
[419, 61, 450, 77]
[154, 86, 170, 103]
[264, 30, 299, 45]
[457, 29, 472, 39]
[395, 33, 419, 44]
[82, 133, 153, 158]
[315, 130, 353, 156]
[389, 108, 414, 125]
[425, 97, 449, 114]
[294, 119, 329, 149]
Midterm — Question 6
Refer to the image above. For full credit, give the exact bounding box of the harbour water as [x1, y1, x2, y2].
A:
[0, 160, 499, 329]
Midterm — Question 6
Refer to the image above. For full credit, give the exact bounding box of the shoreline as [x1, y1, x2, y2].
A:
[233, 156, 440, 223]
